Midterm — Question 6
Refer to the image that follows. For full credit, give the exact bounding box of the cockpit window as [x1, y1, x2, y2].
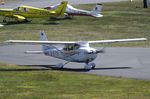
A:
[14, 7, 28, 12]
[14, 7, 20, 11]
[63, 44, 80, 51]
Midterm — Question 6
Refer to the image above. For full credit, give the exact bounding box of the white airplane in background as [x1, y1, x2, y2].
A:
[44, 3, 103, 18]
[5, 32, 147, 70]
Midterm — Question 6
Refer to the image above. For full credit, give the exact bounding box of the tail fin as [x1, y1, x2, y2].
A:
[54, 1, 68, 17]
[40, 31, 48, 41]
[91, 4, 103, 17]
[92, 4, 102, 13]
[40, 31, 55, 51]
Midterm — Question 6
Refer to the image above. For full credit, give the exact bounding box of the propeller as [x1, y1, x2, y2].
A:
[86, 51, 95, 54]
[95, 49, 105, 54]
[96, 47, 105, 54]
[86, 49, 105, 54]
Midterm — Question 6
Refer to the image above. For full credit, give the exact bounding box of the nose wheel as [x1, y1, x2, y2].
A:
[84, 62, 96, 71]
[90, 63, 96, 69]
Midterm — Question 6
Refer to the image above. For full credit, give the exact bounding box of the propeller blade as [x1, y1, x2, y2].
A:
[96, 49, 105, 53]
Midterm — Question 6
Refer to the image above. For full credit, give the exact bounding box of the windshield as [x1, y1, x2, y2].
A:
[14, 7, 20, 11]
[63, 44, 80, 51]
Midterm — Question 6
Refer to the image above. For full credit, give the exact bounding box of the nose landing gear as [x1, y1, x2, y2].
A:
[84, 59, 96, 71]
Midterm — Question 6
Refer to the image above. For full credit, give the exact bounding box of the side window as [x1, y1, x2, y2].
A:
[14, 7, 20, 11]
[14, 7, 29, 12]
[68, 45, 74, 51]
[74, 44, 80, 50]
[63, 44, 80, 51]
[63, 45, 73, 51]
[23, 8, 29, 12]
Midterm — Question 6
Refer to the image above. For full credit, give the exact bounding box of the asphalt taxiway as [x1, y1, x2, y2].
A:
[0, 44, 150, 80]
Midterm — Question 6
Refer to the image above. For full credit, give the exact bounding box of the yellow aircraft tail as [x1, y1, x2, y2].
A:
[54, 1, 68, 17]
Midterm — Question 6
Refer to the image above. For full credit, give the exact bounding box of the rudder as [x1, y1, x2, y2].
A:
[40, 31, 55, 51]
[54, 1, 68, 17]
[91, 4, 102, 13]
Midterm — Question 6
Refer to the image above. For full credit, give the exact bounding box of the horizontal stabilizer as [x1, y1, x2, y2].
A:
[91, 4, 103, 17]
[24, 51, 43, 54]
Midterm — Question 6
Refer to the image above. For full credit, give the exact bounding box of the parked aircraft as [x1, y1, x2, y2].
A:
[0, 1, 67, 23]
[5, 32, 147, 70]
[44, 3, 103, 18]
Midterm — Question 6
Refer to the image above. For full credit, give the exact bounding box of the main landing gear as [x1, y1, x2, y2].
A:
[84, 59, 96, 71]
[55, 61, 96, 71]
[84, 62, 96, 71]
[56, 61, 70, 69]
[56, 63, 64, 69]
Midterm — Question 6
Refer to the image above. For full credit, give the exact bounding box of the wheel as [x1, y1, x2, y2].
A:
[90, 63, 96, 69]
[56, 63, 64, 69]
[91, 66, 95, 69]
[84, 64, 92, 71]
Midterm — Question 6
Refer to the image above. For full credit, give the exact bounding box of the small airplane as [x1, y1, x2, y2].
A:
[0, 1, 67, 23]
[44, 3, 103, 18]
[5, 32, 147, 70]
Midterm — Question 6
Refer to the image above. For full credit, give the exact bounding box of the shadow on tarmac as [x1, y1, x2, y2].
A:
[0, 64, 132, 72]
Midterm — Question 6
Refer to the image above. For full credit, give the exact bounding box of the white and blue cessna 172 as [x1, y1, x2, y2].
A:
[5, 32, 147, 70]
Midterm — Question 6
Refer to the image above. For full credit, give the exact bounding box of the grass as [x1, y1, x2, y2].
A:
[0, 1, 149, 47]
[0, 63, 149, 99]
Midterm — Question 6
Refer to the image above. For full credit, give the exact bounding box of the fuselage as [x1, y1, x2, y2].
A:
[0, 6, 56, 18]
[66, 5, 92, 16]
[43, 46, 98, 63]
[66, 6, 103, 17]
[45, 4, 102, 18]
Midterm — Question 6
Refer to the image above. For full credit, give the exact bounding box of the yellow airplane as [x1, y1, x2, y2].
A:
[0, 1, 67, 23]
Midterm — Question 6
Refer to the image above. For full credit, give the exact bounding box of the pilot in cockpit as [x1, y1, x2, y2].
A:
[63, 44, 80, 51]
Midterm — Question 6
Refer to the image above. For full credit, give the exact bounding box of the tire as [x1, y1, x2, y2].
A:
[56, 63, 64, 69]
[84, 64, 92, 71]
[90, 63, 96, 69]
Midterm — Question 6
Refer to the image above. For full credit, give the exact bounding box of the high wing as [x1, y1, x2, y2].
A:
[88, 38, 147, 44]
[5, 38, 147, 45]
[5, 40, 76, 45]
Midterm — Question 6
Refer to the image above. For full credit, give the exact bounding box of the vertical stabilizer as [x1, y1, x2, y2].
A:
[40, 31, 48, 41]
[91, 4, 103, 17]
[40, 31, 54, 51]
[91, 4, 102, 13]
[54, 1, 68, 17]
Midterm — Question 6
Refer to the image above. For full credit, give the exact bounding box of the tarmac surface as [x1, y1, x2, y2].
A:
[0, 44, 150, 80]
